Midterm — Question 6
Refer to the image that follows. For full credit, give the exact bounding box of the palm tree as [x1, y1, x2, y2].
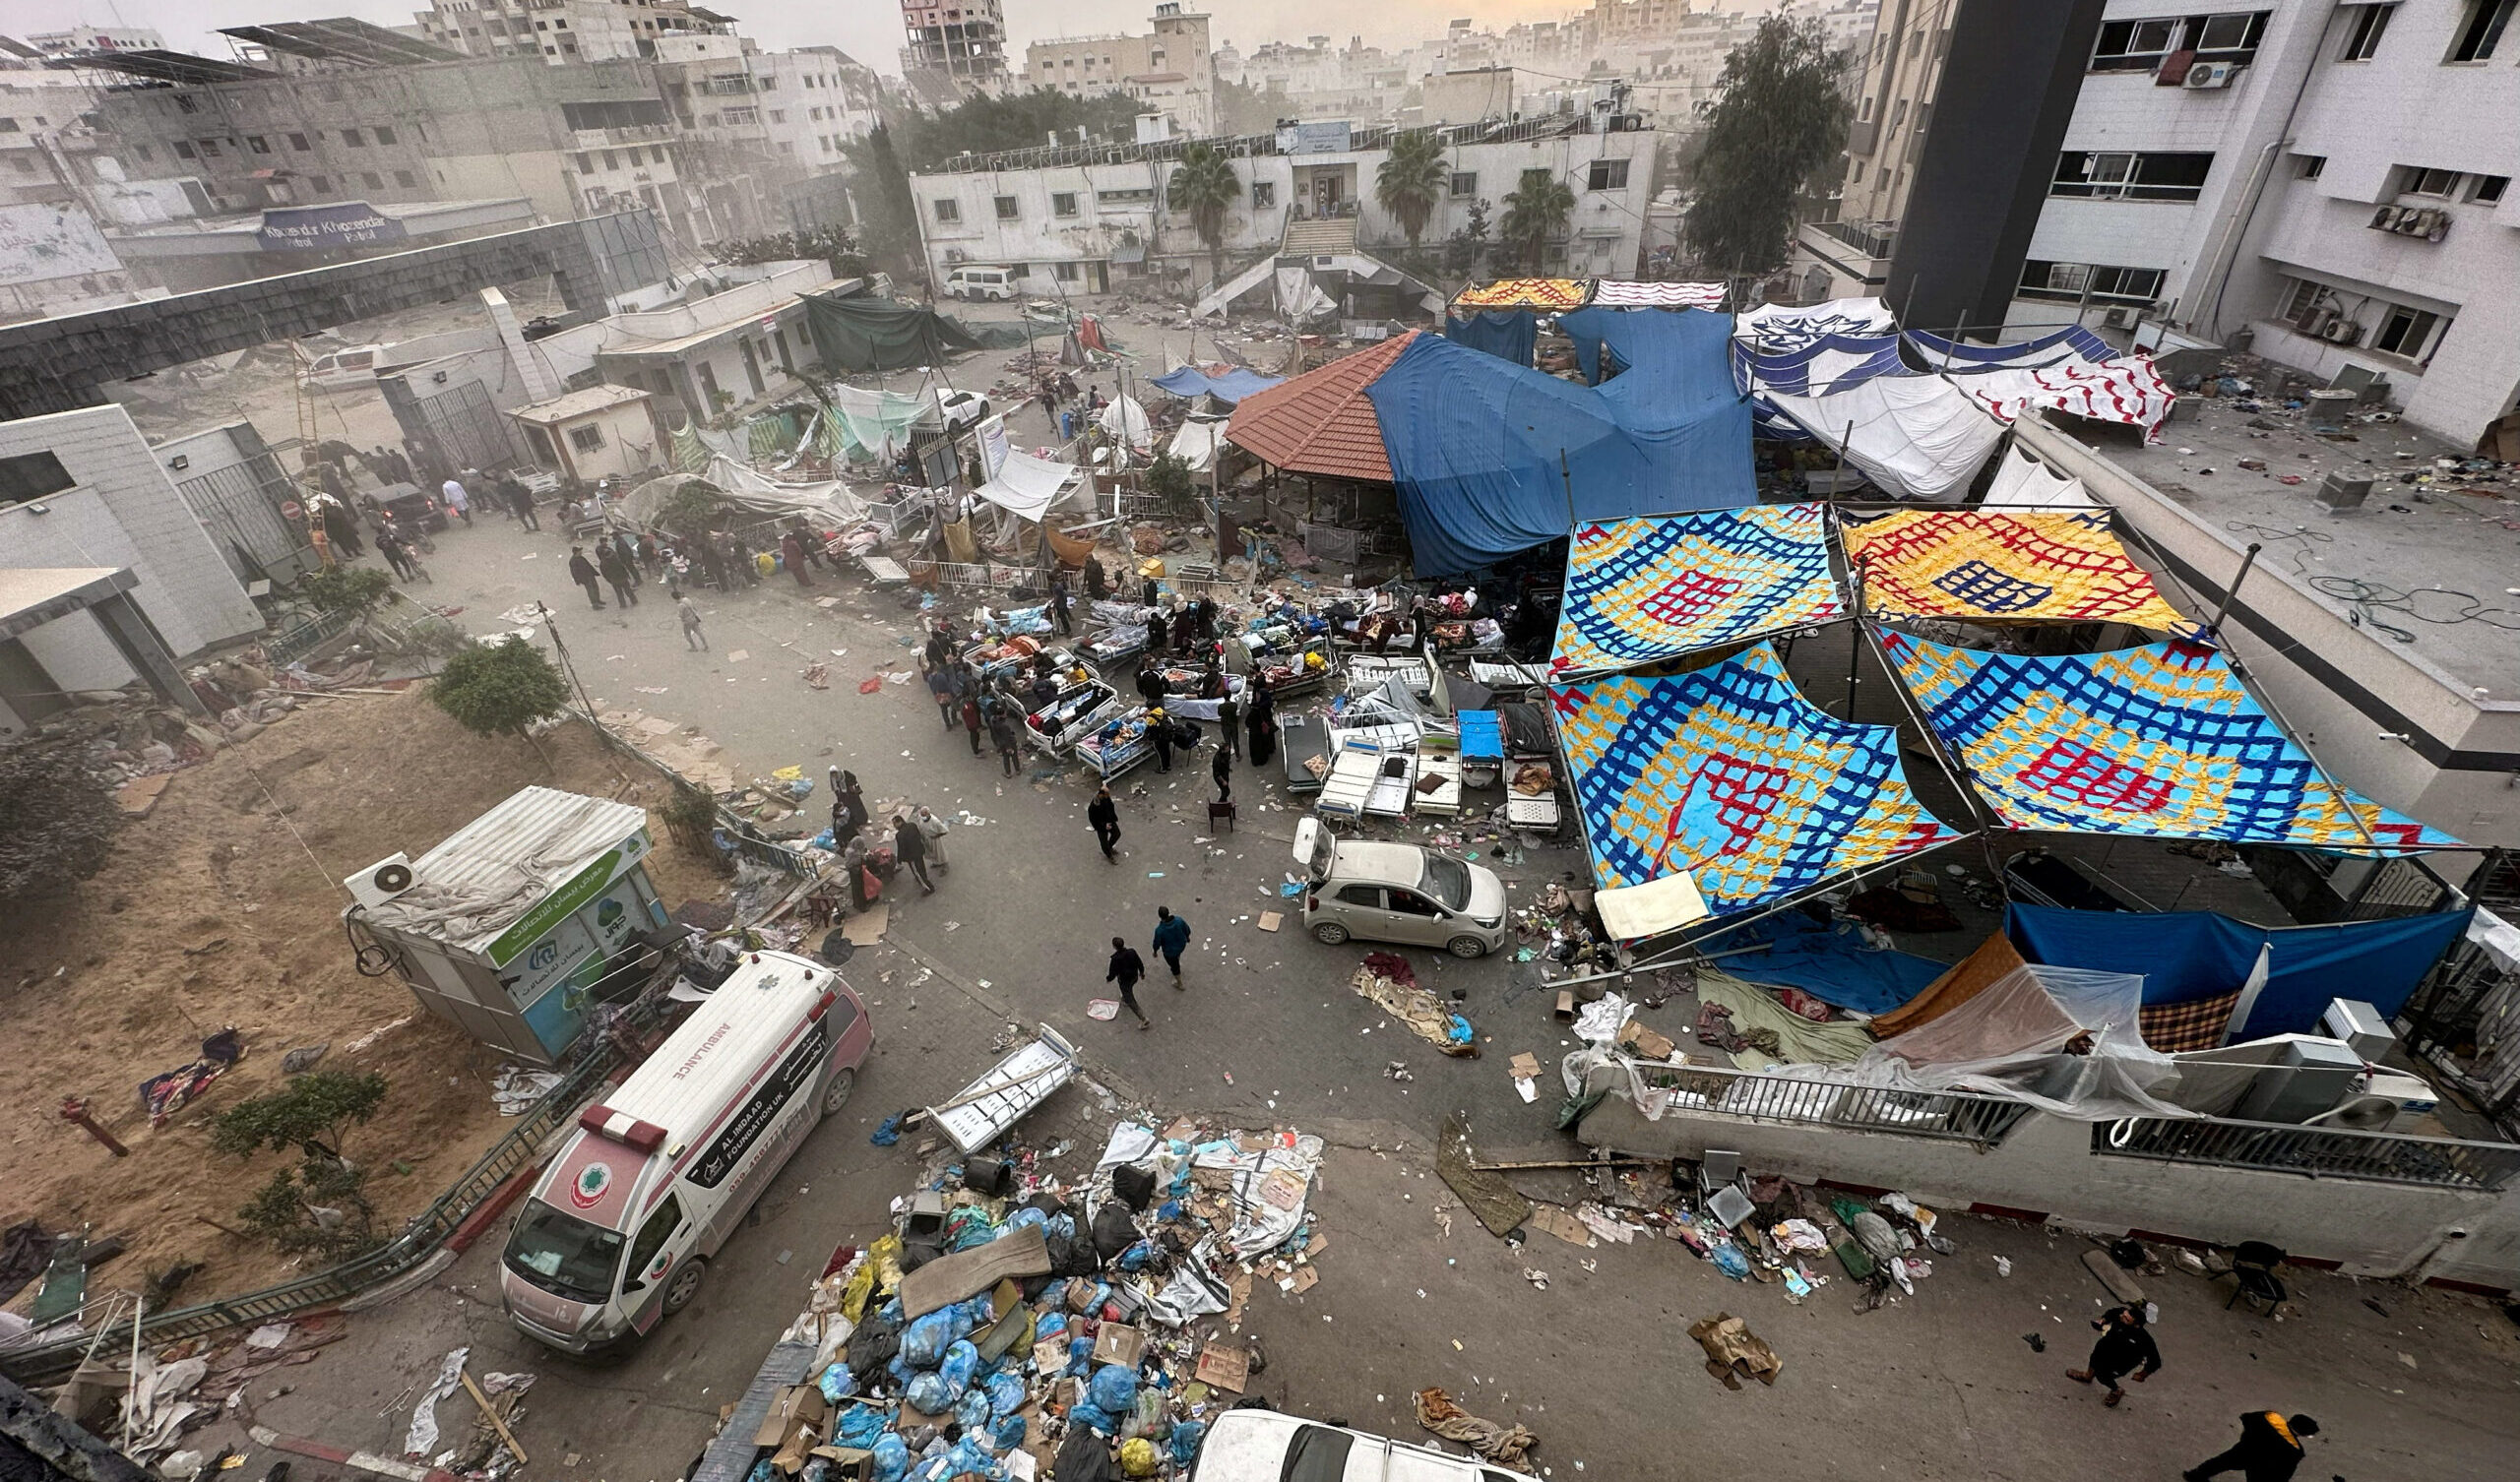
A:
[1166, 143, 1240, 283]
[1498, 168, 1576, 274]
[1375, 129, 1448, 250]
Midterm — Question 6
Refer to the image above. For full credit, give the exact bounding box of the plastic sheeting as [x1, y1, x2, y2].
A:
[1099, 394, 1154, 454]
[1696, 971, 1880, 1070]
[1274, 268, 1335, 322]
[827, 385, 925, 463]
[1148, 365, 1283, 403]
[801, 290, 1005, 372]
[1733, 297, 1896, 350]
[1696, 910, 1948, 1017]
[2008, 900, 2475, 1040]
[1984, 444, 2099, 510]
[1442, 309, 1539, 368]
[1950, 358, 2177, 437]
[1731, 332, 1906, 397]
[1548, 503, 1842, 679]
[1591, 279, 1726, 309]
[1905, 325, 2115, 371]
[1760, 373, 2005, 502]
[1884, 634, 2465, 851]
[1840, 509, 2191, 630]
[1452, 278, 1593, 311]
[1364, 331, 1754, 576]
[974, 448, 1084, 521]
[1851, 961, 2194, 1121]
[1551, 644, 1959, 916]
[1167, 417, 1227, 473]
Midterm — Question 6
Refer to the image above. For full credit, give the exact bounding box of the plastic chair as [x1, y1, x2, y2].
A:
[1208, 800, 1235, 832]
[2223, 1241, 2287, 1312]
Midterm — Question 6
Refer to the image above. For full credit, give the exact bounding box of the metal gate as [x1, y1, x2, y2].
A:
[178, 452, 313, 584]
[411, 378, 527, 473]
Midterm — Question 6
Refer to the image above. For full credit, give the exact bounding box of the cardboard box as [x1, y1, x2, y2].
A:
[1508, 1052, 1542, 1080]
[752, 1386, 830, 1448]
[1194, 1342, 1250, 1392]
[1553, 989, 1577, 1021]
[1091, 1322, 1146, 1368]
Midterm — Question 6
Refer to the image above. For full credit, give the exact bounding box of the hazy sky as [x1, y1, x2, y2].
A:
[10, 1, 1785, 78]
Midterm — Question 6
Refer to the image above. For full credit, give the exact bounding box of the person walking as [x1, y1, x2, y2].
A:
[829, 769, 868, 842]
[961, 692, 985, 758]
[375, 522, 418, 582]
[441, 474, 473, 527]
[914, 804, 951, 872]
[317, 496, 365, 559]
[677, 594, 708, 650]
[1084, 553, 1109, 601]
[504, 475, 540, 530]
[1151, 906, 1191, 989]
[597, 539, 639, 607]
[612, 529, 644, 588]
[1211, 741, 1232, 803]
[1048, 574, 1074, 636]
[928, 661, 963, 730]
[1105, 936, 1151, 1029]
[1149, 708, 1174, 773]
[2066, 1306, 2160, 1407]
[1088, 784, 1121, 863]
[1217, 692, 1240, 760]
[568, 545, 606, 609]
[1246, 706, 1277, 767]
[892, 814, 935, 895]
[989, 703, 1025, 777]
[2184, 1413, 2319, 1482]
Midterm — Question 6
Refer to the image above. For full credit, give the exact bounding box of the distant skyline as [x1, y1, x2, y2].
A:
[10, 0, 1811, 79]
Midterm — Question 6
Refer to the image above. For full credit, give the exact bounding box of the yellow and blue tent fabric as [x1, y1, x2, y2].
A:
[1840, 509, 2192, 631]
[1881, 634, 2461, 851]
[1452, 278, 1594, 311]
[1548, 504, 1843, 679]
[1551, 645, 1959, 914]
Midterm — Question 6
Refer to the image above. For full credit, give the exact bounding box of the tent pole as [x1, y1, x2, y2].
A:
[1856, 615, 2013, 900]
[2209, 541, 2261, 638]
[1843, 553, 1865, 717]
[1558, 448, 1577, 532]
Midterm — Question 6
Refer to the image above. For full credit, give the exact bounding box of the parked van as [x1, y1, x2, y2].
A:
[300, 344, 385, 391]
[945, 266, 1018, 302]
[500, 951, 872, 1353]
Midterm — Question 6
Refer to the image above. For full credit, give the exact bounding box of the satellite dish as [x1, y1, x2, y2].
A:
[371, 861, 414, 895]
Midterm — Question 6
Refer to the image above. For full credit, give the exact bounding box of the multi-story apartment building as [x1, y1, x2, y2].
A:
[900, 0, 1010, 95]
[1026, 6, 1217, 136]
[410, 0, 728, 65]
[655, 37, 883, 241]
[22, 27, 164, 56]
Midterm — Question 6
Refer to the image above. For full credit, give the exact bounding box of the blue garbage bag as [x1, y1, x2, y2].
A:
[1065, 1334, 1094, 1377]
[1089, 1364, 1137, 1414]
[986, 1373, 1027, 1416]
[1035, 1312, 1068, 1344]
[886, 1354, 914, 1385]
[901, 1311, 955, 1369]
[817, 1364, 856, 1402]
[1115, 1240, 1155, 1271]
[1712, 1241, 1751, 1281]
[1169, 1421, 1206, 1464]
[834, 1405, 890, 1449]
[1047, 1213, 1077, 1241]
[745, 1460, 779, 1482]
[870, 1434, 910, 1482]
[953, 1388, 991, 1432]
[1006, 1206, 1048, 1233]
[1446, 1014, 1474, 1045]
[905, 1372, 955, 1414]
[988, 1415, 1028, 1452]
[938, 1339, 979, 1394]
[1067, 1401, 1118, 1436]
[878, 1297, 904, 1324]
[871, 1112, 908, 1145]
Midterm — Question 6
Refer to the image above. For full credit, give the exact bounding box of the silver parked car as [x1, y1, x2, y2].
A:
[1294, 818, 1509, 958]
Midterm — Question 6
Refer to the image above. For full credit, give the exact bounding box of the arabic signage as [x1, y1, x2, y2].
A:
[256, 202, 410, 253]
[688, 1020, 828, 1189]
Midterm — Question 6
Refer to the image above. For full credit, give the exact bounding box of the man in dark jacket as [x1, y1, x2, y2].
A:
[1084, 553, 1108, 600]
[988, 704, 1025, 777]
[567, 546, 606, 608]
[597, 540, 639, 607]
[1105, 936, 1150, 1028]
[1048, 574, 1074, 635]
[1144, 606, 1167, 657]
[2066, 1305, 2160, 1406]
[1149, 708, 1173, 772]
[2184, 1412, 2318, 1482]
[1135, 660, 1168, 710]
[1151, 906, 1191, 989]
[1088, 784, 1121, 863]
[1211, 742, 1232, 803]
[892, 814, 934, 895]
[1217, 693, 1240, 759]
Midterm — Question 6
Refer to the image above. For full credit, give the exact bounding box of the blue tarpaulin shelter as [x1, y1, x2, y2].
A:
[2006, 900, 2472, 1040]
[1147, 365, 1284, 403]
[1697, 911, 1948, 1015]
[1442, 310, 1538, 368]
[1363, 328, 1755, 575]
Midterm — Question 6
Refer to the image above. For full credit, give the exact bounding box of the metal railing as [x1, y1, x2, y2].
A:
[2092, 1116, 2520, 1192]
[1627, 1064, 2035, 1147]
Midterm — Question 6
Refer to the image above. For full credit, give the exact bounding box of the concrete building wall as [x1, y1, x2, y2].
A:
[0, 404, 262, 693]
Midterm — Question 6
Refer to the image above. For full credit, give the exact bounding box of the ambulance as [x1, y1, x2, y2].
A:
[499, 951, 872, 1352]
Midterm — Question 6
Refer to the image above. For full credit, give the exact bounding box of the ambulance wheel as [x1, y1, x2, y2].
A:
[662, 1259, 706, 1315]
[1311, 921, 1349, 945]
[821, 1068, 857, 1116]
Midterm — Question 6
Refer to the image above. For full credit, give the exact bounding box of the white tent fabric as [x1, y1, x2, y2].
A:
[1592, 279, 1726, 309]
[1984, 444, 2101, 510]
[1950, 357, 2176, 437]
[1733, 296, 1897, 349]
[1274, 267, 1336, 322]
[1763, 373, 2006, 501]
[617, 457, 866, 529]
[1168, 417, 1227, 473]
[974, 448, 1083, 521]
[1099, 394, 1154, 454]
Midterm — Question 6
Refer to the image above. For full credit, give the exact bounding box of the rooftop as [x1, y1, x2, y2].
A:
[2101, 389, 2520, 697]
[0, 566, 134, 640]
[512, 384, 653, 424]
[1225, 331, 1416, 482]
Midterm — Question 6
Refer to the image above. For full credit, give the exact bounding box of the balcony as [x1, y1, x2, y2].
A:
[575, 124, 673, 149]
[1622, 1063, 2035, 1147]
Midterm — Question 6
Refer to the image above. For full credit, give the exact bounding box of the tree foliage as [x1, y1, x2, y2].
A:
[1166, 143, 1241, 278]
[213, 1070, 388, 1163]
[840, 125, 922, 274]
[1144, 452, 1197, 513]
[714, 224, 864, 277]
[656, 478, 724, 538]
[1498, 169, 1575, 274]
[298, 565, 395, 619]
[432, 638, 572, 743]
[1444, 197, 1491, 276]
[890, 88, 1144, 169]
[1375, 129, 1449, 248]
[1214, 76, 1296, 137]
[1683, 16, 1851, 276]
[238, 1156, 377, 1257]
[0, 740, 117, 903]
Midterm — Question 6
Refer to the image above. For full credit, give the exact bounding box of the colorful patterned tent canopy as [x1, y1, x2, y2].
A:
[1881, 635, 2462, 851]
[1841, 509, 2192, 630]
[1452, 278, 1594, 311]
[1549, 504, 1843, 679]
[1552, 645, 1961, 916]
[1592, 280, 1727, 309]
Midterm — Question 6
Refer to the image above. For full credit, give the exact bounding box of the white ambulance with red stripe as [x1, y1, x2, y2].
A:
[499, 950, 872, 1352]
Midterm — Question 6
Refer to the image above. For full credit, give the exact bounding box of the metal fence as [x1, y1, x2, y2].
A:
[1627, 1064, 2035, 1147]
[2091, 1116, 2520, 1192]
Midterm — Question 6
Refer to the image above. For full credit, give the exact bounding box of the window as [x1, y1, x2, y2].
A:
[2450, 0, 2515, 61]
[2372, 304, 2442, 359]
[933, 198, 960, 222]
[360, 172, 383, 190]
[1051, 191, 1079, 216]
[394, 169, 417, 187]
[1098, 187, 1153, 204]
[650, 146, 667, 165]
[172, 140, 196, 159]
[0, 451, 76, 509]
[622, 1196, 681, 1292]
[2093, 13, 2269, 70]
[247, 136, 270, 154]
[1449, 170, 1477, 196]
[2191, 12, 2264, 52]
[600, 150, 618, 171]
[1251, 181, 1274, 208]
[2051, 150, 2215, 201]
[1585, 157, 1628, 190]
[1334, 886, 1382, 908]
[993, 195, 1019, 219]
[2401, 165, 2460, 197]
[2339, 4, 2395, 60]
[2280, 276, 2334, 325]
[769, 109, 787, 123]
[196, 138, 221, 158]
[2017, 260, 2168, 303]
[372, 125, 397, 146]
[1053, 262, 1081, 280]
[308, 174, 329, 194]
[2092, 18, 2178, 71]
[2473, 174, 2510, 204]
[341, 128, 363, 148]
[2295, 154, 2326, 179]
[287, 133, 310, 152]
[568, 423, 607, 453]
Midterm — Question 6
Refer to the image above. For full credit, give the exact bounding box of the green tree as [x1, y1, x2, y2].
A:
[0, 740, 117, 903]
[1375, 129, 1449, 250]
[1214, 76, 1295, 137]
[1143, 452, 1197, 516]
[432, 638, 572, 761]
[656, 479, 724, 538]
[1166, 143, 1240, 281]
[1444, 197, 1491, 277]
[297, 565, 395, 619]
[213, 1070, 388, 1164]
[1498, 168, 1575, 274]
[238, 1156, 378, 1258]
[713, 225, 864, 278]
[841, 124, 921, 276]
[1683, 15, 1851, 277]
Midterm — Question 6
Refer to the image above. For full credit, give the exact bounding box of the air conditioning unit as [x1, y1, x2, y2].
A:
[2182, 61, 2239, 89]
[2295, 304, 2337, 337]
[2418, 207, 2451, 242]
[2321, 318, 2363, 344]
[2369, 205, 2407, 231]
[2101, 306, 2132, 329]
[345, 852, 416, 912]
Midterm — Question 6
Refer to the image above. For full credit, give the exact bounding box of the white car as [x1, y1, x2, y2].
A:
[930, 389, 993, 435]
[1294, 818, 1509, 958]
[1189, 1409, 1522, 1482]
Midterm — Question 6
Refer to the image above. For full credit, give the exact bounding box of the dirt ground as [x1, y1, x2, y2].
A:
[0, 690, 725, 1313]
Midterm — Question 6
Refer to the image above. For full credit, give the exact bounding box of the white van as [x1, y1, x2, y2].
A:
[946, 266, 1018, 302]
[300, 344, 385, 391]
[1189, 1409, 1522, 1482]
[499, 951, 873, 1353]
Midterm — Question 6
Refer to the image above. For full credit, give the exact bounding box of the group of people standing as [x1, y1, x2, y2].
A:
[825, 765, 952, 916]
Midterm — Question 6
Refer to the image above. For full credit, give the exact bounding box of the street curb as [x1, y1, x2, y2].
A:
[445, 1163, 539, 1254]
[247, 1425, 463, 1482]
[339, 1248, 456, 1313]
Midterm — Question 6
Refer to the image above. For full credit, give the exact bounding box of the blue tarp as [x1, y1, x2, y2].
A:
[2006, 901, 2472, 1041]
[1555, 304, 1722, 386]
[1730, 332, 1907, 396]
[1443, 310, 1538, 368]
[1697, 910, 1948, 1016]
[1148, 365, 1283, 403]
[1364, 326, 1755, 576]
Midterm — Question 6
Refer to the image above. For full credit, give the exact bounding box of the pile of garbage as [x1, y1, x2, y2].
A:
[724, 1117, 1329, 1482]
